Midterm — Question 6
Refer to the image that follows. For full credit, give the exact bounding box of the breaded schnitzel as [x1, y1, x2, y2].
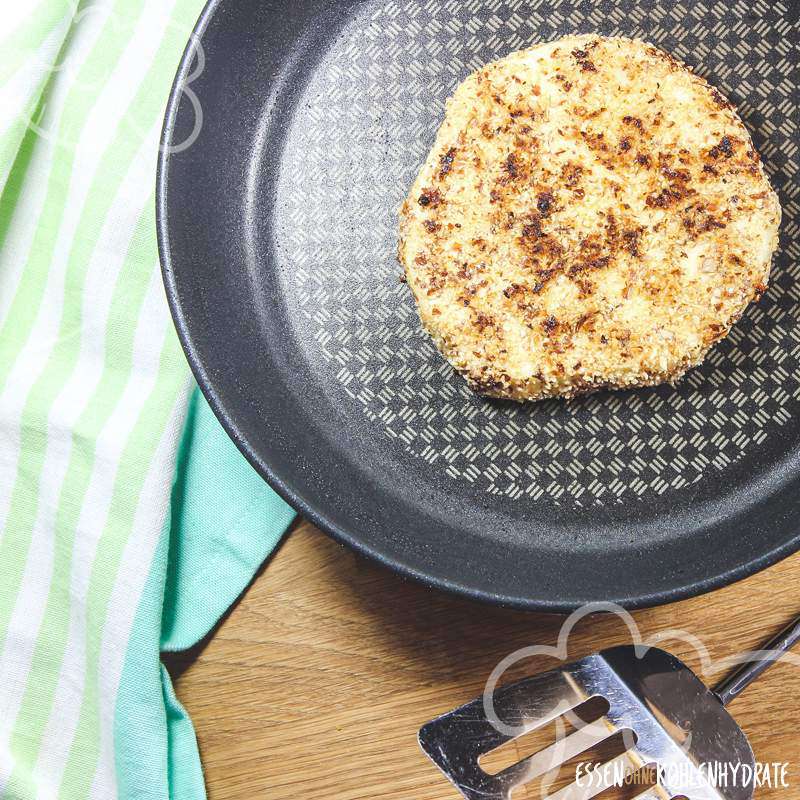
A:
[398, 35, 781, 401]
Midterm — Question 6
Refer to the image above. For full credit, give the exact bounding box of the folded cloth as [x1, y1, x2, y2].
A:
[116, 392, 296, 800]
[0, 3, 296, 798]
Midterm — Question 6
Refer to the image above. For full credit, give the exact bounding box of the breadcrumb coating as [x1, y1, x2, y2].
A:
[398, 35, 781, 401]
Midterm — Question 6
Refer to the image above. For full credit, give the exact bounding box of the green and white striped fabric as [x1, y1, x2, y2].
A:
[0, 2, 296, 798]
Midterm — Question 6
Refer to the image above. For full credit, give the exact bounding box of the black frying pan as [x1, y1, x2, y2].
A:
[158, 0, 800, 611]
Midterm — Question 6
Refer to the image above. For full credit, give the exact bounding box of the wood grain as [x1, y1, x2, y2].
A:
[169, 520, 800, 799]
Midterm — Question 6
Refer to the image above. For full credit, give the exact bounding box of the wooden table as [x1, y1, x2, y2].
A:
[169, 519, 800, 799]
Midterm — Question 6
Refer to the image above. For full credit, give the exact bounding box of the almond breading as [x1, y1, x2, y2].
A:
[398, 35, 781, 401]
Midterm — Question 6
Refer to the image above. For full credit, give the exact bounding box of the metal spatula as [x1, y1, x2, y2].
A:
[419, 616, 800, 800]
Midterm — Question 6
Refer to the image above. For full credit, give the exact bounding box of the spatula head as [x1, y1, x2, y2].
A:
[419, 646, 754, 800]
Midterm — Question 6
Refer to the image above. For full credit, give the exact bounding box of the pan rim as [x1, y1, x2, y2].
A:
[157, 0, 800, 613]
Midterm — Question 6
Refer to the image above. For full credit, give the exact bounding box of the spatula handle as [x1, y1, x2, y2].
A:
[714, 615, 800, 706]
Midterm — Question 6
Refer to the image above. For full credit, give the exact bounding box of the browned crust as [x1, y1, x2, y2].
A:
[398, 35, 781, 402]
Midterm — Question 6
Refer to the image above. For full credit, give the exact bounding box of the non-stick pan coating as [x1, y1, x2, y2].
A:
[158, 0, 800, 610]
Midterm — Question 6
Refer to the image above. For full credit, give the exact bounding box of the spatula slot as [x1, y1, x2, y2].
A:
[508, 728, 637, 799]
[544, 748, 647, 800]
[479, 695, 612, 776]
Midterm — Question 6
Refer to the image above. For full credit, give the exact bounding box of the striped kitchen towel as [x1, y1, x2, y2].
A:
[0, 2, 295, 798]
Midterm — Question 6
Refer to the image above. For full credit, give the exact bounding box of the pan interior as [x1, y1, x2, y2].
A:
[164, 0, 800, 607]
[269, 0, 799, 510]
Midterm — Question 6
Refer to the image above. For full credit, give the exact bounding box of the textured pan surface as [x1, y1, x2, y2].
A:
[158, 0, 800, 610]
